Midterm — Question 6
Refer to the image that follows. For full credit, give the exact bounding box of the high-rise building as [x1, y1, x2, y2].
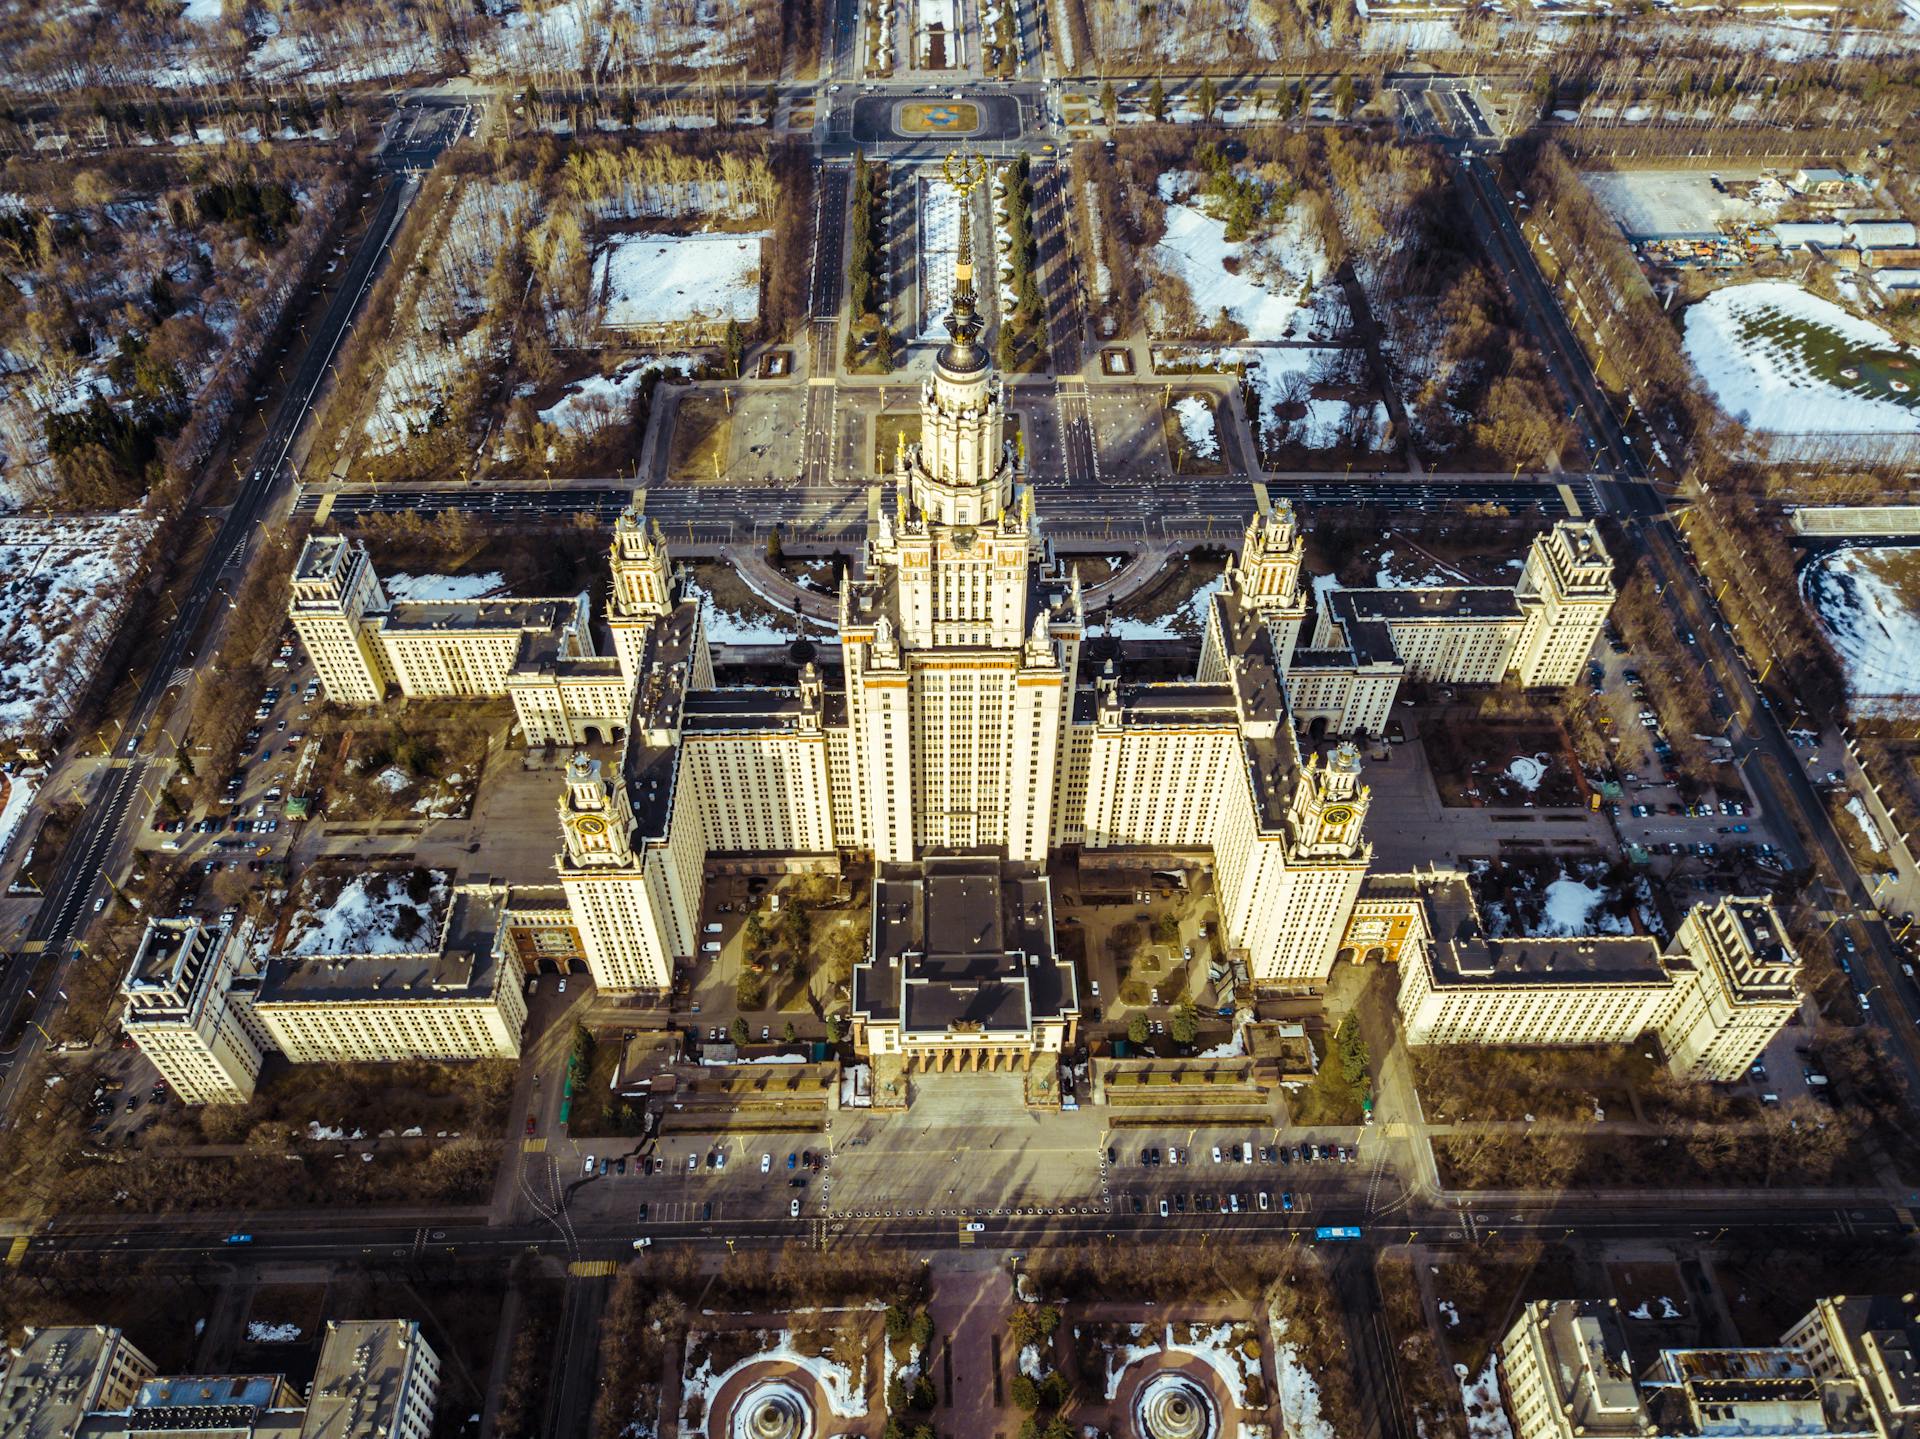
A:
[0, 1329, 157, 1439]
[287, 160, 1624, 1046]
[3, 1324, 437, 1439]
[121, 917, 271, 1105]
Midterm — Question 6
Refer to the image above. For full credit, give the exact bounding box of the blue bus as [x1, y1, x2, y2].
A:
[1314, 1225, 1362, 1241]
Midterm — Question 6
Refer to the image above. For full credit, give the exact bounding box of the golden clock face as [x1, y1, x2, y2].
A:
[575, 816, 608, 838]
[1322, 806, 1355, 828]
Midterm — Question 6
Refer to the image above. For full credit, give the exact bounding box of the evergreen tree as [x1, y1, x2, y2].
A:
[1149, 77, 1166, 121]
[1100, 80, 1117, 124]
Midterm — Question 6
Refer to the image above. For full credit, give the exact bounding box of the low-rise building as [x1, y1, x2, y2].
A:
[852, 855, 1078, 1071]
[121, 917, 272, 1105]
[78, 1374, 303, 1439]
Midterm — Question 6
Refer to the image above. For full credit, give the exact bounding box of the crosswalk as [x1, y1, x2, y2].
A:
[568, 1259, 619, 1277]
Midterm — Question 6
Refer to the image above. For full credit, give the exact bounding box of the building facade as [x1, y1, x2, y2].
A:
[121, 916, 272, 1105]
[252, 885, 529, 1064]
[1380, 876, 1801, 1081]
[1500, 1298, 1900, 1439]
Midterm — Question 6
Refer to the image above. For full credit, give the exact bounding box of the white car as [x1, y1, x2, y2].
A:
[790, 1197, 801, 1217]
[92, 896, 106, 913]
[557, 978, 566, 993]
[760, 1153, 771, 1173]
[632, 1237, 653, 1249]
[1158, 1199, 1168, 1217]
[1211, 1145, 1223, 1163]
[964, 1221, 986, 1232]
[583, 1154, 596, 1175]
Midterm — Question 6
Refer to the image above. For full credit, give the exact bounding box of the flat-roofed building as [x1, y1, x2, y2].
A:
[853, 855, 1078, 1071]
[121, 917, 271, 1106]
[1782, 1296, 1920, 1439]
[299, 1323, 438, 1439]
[0, 1329, 157, 1439]
[1500, 1301, 1880, 1439]
[4, 1325, 433, 1439]
[1499, 1300, 1650, 1439]
[1391, 875, 1801, 1080]
[1640, 1347, 1874, 1439]
[253, 886, 528, 1063]
[77, 1374, 303, 1439]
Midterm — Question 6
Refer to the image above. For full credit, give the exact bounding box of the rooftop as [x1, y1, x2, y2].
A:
[620, 598, 701, 839]
[258, 887, 505, 1008]
[384, 598, 575, 635]
[855, 856, 1076, 1037]
[682, 688, 808, 733]
[1418, 874, 1670, 987]
[297, 1323, 430, 1439]
[1208, 588, 1302, 834]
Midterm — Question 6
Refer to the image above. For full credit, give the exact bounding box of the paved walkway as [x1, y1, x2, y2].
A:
[929, 1255, 1016, 1439]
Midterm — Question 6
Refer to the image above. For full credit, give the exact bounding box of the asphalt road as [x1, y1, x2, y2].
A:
[21, 1192, 1909, 1274]
[293, 477, 1589, 534]
[0, 135, 441, 1107]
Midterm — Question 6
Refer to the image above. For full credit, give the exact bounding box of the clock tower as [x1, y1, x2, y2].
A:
[1286, 742, 1371, 861]
[559, 754, 635, 867]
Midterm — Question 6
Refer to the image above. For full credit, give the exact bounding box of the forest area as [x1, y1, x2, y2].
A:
[325, 134, 809, 485]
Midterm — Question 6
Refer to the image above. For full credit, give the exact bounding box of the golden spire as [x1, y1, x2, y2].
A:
[896, 429, 907, 472]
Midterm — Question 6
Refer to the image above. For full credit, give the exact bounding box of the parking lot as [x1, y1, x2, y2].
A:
[141, 633, 316, 886]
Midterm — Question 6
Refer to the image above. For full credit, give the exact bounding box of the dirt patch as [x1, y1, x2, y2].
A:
[1422, 712, 1586, 808]
[669, 392, 735, 480]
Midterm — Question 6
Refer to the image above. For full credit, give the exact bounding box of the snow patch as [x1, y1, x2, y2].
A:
[1457, 1356, 1513, 1439]
[1174, 395, 1220, 459]
[1845, 795, 1886, 851]
[1684, 281, 1920, 437]
[1802, 545, 1920, 702]
[382, 572, 508, 603]
[598, 233, 767, 330]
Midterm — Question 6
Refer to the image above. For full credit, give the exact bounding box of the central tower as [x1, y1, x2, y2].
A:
[906, 151, 1015, 531]
[840, 152, 1083, 863]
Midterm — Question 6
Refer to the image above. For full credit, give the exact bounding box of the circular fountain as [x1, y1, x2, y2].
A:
[730, 1379, 812, 1439]
[1133, 1372, 1216, 1439]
